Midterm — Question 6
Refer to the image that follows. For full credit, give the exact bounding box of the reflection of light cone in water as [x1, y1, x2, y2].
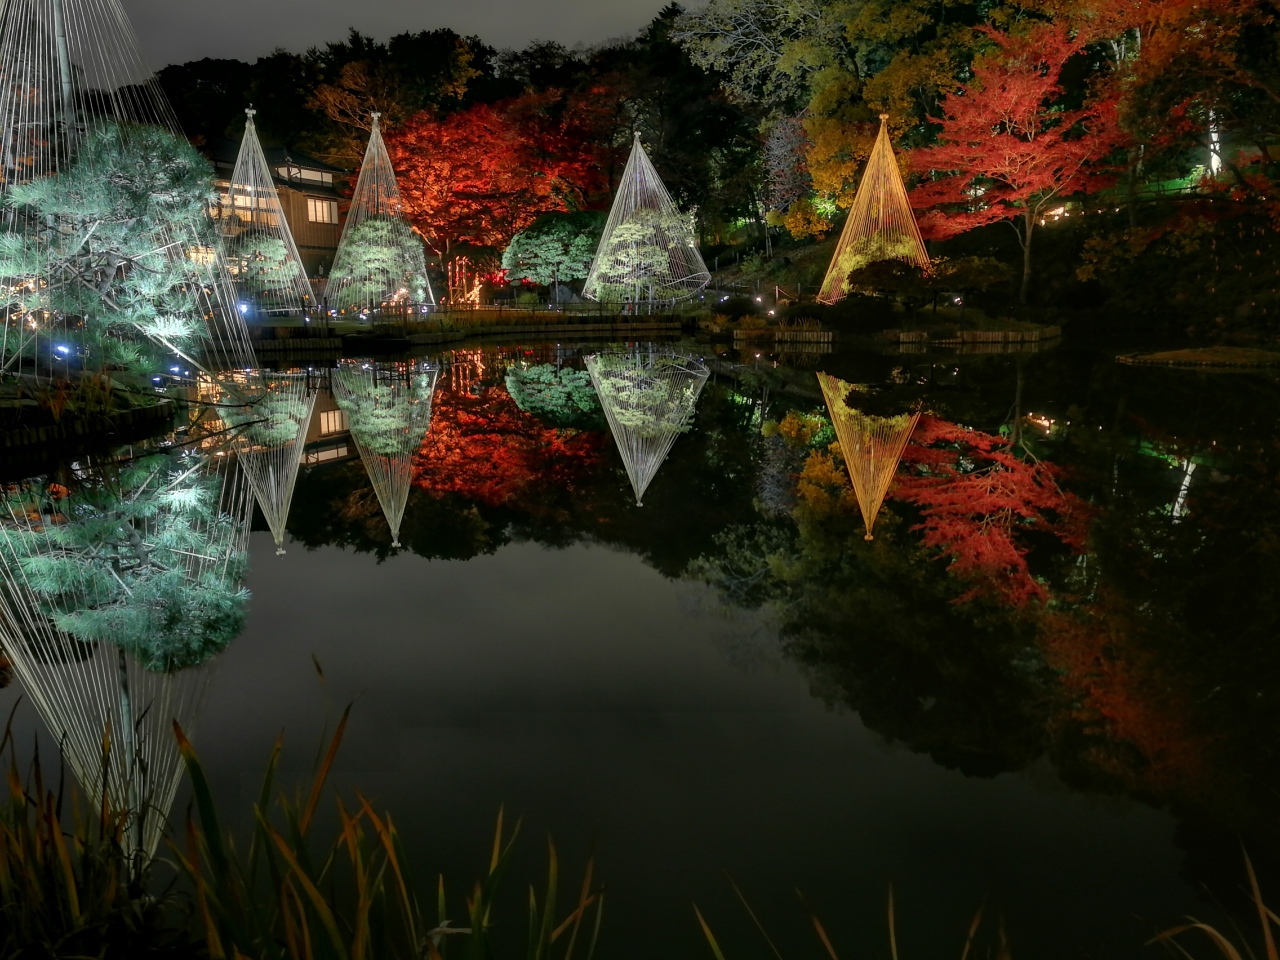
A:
[585, 349, 709, 505]
[0, 0, 260, 381]
[331, 359, 440, 547]
[817, 371, 919, 540]
[0, 435, 253, 861]
[222, 109, 315, 314]
[328, 114, 433, 312]
[818, 114, 930, 305]
[228, 372, 317, 555]
[582, 135, 709, 304]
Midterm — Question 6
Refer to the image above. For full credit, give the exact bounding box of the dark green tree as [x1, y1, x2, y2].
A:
[502, 211, 606, 285]
[0, 122, 222, 381]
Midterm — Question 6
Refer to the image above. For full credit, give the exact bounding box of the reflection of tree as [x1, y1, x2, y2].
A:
[690, 425, 1052, 777]
[586, 350, 710, 505]
[417, 377, 602, 509]
[288, 354, 758, 577]
[4, 455, 249, 671]
[505, 363, 605, 431]
[332, 361, 440, 548]
[891, 415, 1091, 606]
[0, 442, 252, 858]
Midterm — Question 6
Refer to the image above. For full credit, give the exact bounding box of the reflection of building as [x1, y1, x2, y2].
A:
[205, 138, 349, 282]
[303, 388, 355, 465]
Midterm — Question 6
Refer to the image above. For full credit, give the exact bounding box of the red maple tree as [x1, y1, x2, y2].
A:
[386, 90, 608, 256]
[909, 24, 1127, 303]
[891, 415, 1092, 607]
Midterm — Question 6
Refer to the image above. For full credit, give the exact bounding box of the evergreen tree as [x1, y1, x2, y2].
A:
[0, 122, 222, 379]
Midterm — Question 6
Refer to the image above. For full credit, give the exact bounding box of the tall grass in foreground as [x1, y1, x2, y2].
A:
[0, 705, 199, 958]
[173, 704, 603, 960]
[694, 879, 1010, 960]
[694, 851, 1280, 960]
[1149, 850, 1279, 960]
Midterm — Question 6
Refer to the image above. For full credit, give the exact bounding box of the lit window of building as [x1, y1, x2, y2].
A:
[318, 409, 348, 435]
[307, 198, 339, 224]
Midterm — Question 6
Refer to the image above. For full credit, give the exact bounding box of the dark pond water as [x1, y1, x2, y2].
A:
[4, 337, 1279, 958]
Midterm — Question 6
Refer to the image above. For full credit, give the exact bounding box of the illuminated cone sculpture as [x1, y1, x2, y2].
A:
[817, 115, 930, 304]
[221, 109, 314, 316]
[817, 371, 920, 540]
[226, 372, 317, 555]
[0, 433, 254, 860]
[331, 359, 440, 547]
[583, 134, 710, 304]
[0, 0, 259, 382]
[328, 114, 433, 313]
[586, 348, 710, 505]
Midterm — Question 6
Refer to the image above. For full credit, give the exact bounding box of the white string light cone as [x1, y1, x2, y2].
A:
[0, 432, 254, 860]
[331, 358, 440, 547]
[585, 347, 709, 505]
[221, 109, 314, 317]
[328, 114, 433, 314]
[226, 371, 317, 555]
[583, 134, 709, 304]
[818, 115, 930, 304]
[0, 0, 259, 384]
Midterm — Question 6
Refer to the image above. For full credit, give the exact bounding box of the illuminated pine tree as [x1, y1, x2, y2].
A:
[818, 115, 930, 304]
[583, 135, 709, 304]
[221, 109, 314, 316]
[328, 115, 433, 313]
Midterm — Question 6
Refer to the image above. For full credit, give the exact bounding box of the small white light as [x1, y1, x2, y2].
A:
[55, 344, 69, 355]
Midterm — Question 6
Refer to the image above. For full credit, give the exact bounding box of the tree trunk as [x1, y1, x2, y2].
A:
[1019, 209, 1034, 306]
[1126, 145, 1141, 229]
[116, 647, 143, 865]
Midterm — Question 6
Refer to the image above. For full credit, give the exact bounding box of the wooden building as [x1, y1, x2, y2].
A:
[206, 138, 349, 283]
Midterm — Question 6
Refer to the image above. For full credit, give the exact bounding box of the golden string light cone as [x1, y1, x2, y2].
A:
[817, 371, 920, 540]
[818, 114, 930, 305]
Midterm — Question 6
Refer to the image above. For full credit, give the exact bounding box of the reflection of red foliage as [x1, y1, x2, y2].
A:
[1041, 606, 1207, 793]
[892, 416, 1091, 606]
[414, 379, 602, 509]
[387, 90, 608, 255]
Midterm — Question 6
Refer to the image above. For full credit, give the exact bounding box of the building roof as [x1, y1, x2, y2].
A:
[204, 136, 350, 175]
[205, 137, 350, 199]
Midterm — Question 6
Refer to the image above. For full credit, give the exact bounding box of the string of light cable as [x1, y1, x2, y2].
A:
[585, 347, 709, 505]
[582, 134, 710, 304]
[220, 109, 314, 317]
[0, 430, 254, 859]
[818, 115, 931, 305]
[331, 358, 440, 547]
[0, 0, 259, 384]
[327, 114, 433, 314]
[817, 371, 920, 539]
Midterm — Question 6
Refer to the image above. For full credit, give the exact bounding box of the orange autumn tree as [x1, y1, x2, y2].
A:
[386, 91, 607, 256]
[910, 23, 1127, 304]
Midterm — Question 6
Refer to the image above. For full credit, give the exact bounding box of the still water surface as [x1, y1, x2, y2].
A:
[6, 338, 1279, 957]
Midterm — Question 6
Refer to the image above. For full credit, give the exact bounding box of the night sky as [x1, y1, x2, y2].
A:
[120, 0, 676, 68]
